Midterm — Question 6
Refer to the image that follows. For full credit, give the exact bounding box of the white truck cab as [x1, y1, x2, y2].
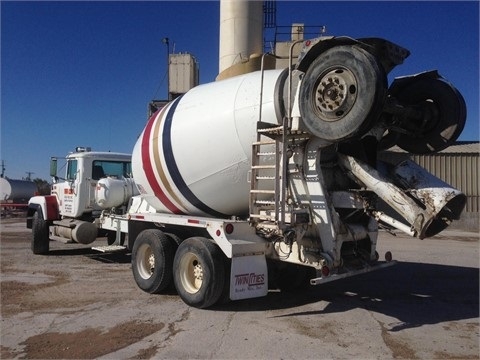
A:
[27, 147, 132, 254]
[51, 147, 132, 218]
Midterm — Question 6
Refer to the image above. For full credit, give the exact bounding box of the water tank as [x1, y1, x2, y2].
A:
[0, 178, 37, 203]
[132, 69, 285, 218]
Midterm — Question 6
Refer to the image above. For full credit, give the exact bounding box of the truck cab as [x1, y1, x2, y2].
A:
[27, 147, 132, 254]
[51, 147, 132, 218]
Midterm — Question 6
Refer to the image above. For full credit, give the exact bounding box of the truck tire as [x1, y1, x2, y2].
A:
[165, 233, 182, 248]
[299, 45, 387, 141]
[31, 209, 50, 255]
[173, 237, 225, 308]
[392, 77, 466, 154]
[278, 263, 311, 292]
[131, 229, 175, 294]
[217, 257, 232, 305]
[267, 260, 312, 292]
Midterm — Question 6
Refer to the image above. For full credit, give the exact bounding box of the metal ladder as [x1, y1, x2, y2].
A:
[249, 42, 304, 230]
[249, 122, 287, 226]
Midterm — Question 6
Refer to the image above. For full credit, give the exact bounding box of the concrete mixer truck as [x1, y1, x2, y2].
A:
[27, 34, 466, 308]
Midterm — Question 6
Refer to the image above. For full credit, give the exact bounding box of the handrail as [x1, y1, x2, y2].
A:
[255, 43, 304, 228]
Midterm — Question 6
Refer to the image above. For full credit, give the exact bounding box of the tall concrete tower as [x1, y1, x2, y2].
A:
[218, 0, 264, 74]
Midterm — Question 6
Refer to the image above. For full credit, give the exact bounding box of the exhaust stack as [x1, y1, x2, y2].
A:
[338, 154, 466, 239]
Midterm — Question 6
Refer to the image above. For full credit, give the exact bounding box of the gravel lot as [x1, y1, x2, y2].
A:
[1, 218, 479, 359]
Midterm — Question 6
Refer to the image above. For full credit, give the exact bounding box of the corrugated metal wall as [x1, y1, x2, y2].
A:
[411, 153, 479, 213]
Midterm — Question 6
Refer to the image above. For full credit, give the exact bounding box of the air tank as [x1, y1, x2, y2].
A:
[0, 178, 37, 203]
[95, 177, 139, 209]
[132, 69, 286, 218]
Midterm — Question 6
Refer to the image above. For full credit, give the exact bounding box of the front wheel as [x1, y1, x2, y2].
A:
[131, 229, 175, 293]
[31, 209, 49, 255]
[173, 237, 225, 308]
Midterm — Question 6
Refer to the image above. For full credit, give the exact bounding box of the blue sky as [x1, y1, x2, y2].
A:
[1, 1, 479, 180]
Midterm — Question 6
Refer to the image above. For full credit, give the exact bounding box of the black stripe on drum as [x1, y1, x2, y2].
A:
[162, 96, 229, 218]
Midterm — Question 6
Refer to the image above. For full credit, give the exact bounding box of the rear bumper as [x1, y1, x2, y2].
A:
[310, 261, 397, 285]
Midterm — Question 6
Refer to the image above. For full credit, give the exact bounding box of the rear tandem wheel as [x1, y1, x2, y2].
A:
[131, 229, 176, 293]
[173, 237, 225, 309]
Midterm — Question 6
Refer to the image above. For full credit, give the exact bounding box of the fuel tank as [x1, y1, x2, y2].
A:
[132, 69, 286, 217]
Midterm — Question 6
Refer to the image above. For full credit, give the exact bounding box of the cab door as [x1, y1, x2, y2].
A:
[52, 158, 79, 217]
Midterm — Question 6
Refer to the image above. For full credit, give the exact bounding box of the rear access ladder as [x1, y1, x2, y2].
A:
[249, 44, 308, 231]
[249, 122, 288, 227]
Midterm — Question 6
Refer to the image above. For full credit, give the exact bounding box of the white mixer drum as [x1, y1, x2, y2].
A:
[132, 69, 286, 217]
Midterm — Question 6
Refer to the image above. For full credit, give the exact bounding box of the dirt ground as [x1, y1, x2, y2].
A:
[1, 217, 479, 359]
[1, 218, 173, 359]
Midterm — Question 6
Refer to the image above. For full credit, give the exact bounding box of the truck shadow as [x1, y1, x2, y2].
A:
[48, 248, 132, 264]
[216, 262, 479, 331]
[85, 252, 131, 264]
[45, 246, 479, 330]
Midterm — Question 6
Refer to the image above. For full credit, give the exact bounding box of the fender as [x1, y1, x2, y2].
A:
[296, 36, 359, 73]
[388, 70, 441, 95]
[27, 195, 59, 228]
[297, 36, 409, 75]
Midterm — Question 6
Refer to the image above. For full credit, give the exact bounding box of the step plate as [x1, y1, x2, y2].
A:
[91, 245, 127, 253]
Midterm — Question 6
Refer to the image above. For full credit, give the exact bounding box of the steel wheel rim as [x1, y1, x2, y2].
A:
[137, 243, 155, 279]
[179, 252, 203, 294]
[313, 67, 358, 121]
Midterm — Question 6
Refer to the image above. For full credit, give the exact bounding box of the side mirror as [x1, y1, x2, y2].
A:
[50, 157, 57, 177]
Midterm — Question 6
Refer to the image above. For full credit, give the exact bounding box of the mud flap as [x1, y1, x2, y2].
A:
[230, 254, 268, 301]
